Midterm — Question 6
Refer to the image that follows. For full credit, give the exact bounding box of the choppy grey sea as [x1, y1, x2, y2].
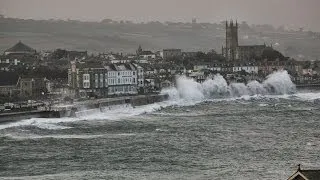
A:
[1, 91, 320, 179]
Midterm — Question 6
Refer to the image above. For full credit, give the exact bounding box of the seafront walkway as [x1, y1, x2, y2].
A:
[73, 94, 154, 106]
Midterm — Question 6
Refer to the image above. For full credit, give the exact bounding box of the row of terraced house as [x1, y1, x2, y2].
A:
[68, 61, 144, 98]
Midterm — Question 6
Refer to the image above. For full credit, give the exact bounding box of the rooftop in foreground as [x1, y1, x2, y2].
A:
[288, 164, 320, 180]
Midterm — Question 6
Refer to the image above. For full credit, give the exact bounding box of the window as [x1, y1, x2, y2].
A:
[83, 82, 90, 88]
[105, 74, 108, 87]
[95, 74, 99, 88]
[83, 74, 90, 88]
[133, 72, 135, 75]
[100, 74, 104, 87]
[133, 78, 135, 83]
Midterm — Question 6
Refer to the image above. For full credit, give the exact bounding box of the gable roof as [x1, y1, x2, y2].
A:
[288, 165, 320, 180]
[5, 41, 35, 53]
[300, 170, 320, 180]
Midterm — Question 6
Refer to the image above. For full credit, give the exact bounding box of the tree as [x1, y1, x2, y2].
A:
[239, 69, 248, 76]
[51, 49, 68, 59]
[262, 48, 285, 61]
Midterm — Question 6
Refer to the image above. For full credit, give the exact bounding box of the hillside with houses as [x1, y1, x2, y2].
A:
[1, 15, 320, 60]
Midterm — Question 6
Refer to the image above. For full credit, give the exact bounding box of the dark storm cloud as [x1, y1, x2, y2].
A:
[1, 0, 320, 30]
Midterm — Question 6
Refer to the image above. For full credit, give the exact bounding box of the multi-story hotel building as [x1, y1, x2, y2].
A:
[68, 61, 143, 98]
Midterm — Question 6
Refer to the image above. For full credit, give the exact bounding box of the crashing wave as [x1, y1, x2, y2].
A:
[162, 70, 296, 101]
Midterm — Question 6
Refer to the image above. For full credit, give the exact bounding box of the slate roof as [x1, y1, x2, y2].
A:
[238, 45, 266, 48]
[299, 170, 320, 180]
[76, 61, 104, 69]
[104, 63, 136, 71]
[288, 165, 320, 180]
[5, 41, 35, 53]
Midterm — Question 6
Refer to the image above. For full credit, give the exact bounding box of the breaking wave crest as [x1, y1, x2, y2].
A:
[162, 70, 296, 101]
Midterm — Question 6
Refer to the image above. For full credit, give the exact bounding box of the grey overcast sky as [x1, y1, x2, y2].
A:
[1, 0, 320, 31]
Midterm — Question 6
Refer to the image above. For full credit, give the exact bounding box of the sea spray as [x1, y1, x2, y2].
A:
[176, 76, 204, 101]
[162, 70, 296, 100]
[229, 83, 250, 97]
[263, 70, 296, 94]
[247, 80, 267, 95]
[202, 74, 228, 97]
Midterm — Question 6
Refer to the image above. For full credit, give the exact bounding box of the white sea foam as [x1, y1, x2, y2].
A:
[3, 132, 137, 140]
[0, 117, 76, 130]
[0, 100, 183, 130]
[5, 134, 104, 140]
[75, 100, 180, 120]
[162, 70, 296, 101]
[291, 92, 320, 101]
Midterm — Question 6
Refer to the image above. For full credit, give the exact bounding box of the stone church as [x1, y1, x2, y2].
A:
[222, 20, 267, 61]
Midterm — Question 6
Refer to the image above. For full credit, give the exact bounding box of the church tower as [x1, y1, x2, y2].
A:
[136, 45, 142, 56]
[223, 20, 238, 61]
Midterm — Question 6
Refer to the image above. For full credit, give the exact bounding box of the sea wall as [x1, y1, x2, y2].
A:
[0, 94, 169, 123]
[65, 94, 169, 117]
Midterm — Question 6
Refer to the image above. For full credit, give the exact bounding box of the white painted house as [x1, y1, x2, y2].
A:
[233, 66, 259, 74]
[105, 64, 138, 95]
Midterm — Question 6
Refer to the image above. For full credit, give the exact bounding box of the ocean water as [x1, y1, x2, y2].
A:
[1, 71, 320, 180]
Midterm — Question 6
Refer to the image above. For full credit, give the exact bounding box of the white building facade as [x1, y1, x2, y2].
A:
[105, 64, 138, 95]
[68, 62, 143, 98]
[233, 66, 259, 74]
